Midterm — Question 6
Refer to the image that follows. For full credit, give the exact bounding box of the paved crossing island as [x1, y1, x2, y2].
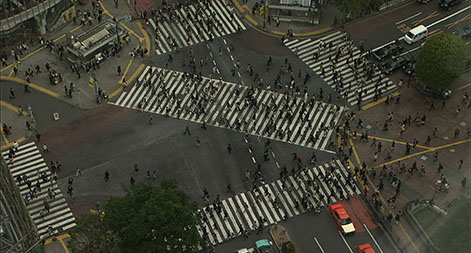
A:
[1, 142, 76, 240]
[111, 66, 345, 152]
[284, 31, 397, 106]
[147, 0, 246, 55]
[196, 160, 361, 246]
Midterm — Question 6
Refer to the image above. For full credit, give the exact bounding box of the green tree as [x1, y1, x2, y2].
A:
[415, 33, 470, 90]
[282, 241, 297, 253]
[103, 181, 202, 252]
[331, 0, 371, 18]
[68, 212, 119, 253]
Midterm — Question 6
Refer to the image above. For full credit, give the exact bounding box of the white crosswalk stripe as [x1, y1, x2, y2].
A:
[148, 0, 245, 55]
[195, 161, 359, 246]
[284, 31, 397, 106]
[1, 142, 76, 239]
[111, 67, 344, 151]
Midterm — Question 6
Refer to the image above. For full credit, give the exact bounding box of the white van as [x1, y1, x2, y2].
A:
[404, 25, 428, 44]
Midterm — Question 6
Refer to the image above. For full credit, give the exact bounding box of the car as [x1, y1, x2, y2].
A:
[235, 248, 255, 253]
[255, 239, 274, 253]
[358, 243, 376, 253]
[373, 42, 404, 61]
[417, 0, 431, 3]
[329, 203, 356, 234]
[454, 25, 471, 40]
[439, 0, 463, 10]
[382, 56, 410, 75]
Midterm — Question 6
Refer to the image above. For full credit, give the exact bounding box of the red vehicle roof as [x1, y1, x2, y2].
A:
[330, 203, 350, 220]
[358, 243, 375, 253]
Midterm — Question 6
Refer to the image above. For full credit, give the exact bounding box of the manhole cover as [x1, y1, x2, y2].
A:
[450, 149, 455, 152]
[366, 125, 372, 129]
[421, 156, 427, 161]
[443, 136, 449, 140]
[460, 122, 467, 127]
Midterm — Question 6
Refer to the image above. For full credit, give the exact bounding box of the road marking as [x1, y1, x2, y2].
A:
[361, 92, 400, 110]
[412, 11, 439, 26]
[363, 223, 384, 253]
[137, 21, 151, 55]
[271, 152, 276, 158]
[276, 162, 280, 169]
[251, 157, 256, 164]
[426, 5, 471, 29]
[245, 14, 258, 25]
[1, 100, 28, 116]
[338, 230, 353, 253]
[355, 133, 432, 150]
[396, 12, 422, 25]
[44, 233, 71, 245]
[349, 138, 420, 252]
[110, 64, 145, 99]
[445, 13, 471, 29]
[398, 46, 421, 56]
[120, 56, 135, 84]
[1, 136, 25, 151]
[313, 236, 326, 253]
[0, 76, 60, 98]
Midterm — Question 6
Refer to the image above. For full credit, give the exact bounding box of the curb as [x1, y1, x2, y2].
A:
[405, 201, 440, 252]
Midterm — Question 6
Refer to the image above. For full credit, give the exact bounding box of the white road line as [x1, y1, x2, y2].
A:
[396, 12, 422, 25]
[339, 230, 353, 253]
[252, 157, 256, 164]
[426, 5, 471, 29]
[313, 237, 326, 253]
[398, 45, 421, 56]
[363, 223, 384, 253]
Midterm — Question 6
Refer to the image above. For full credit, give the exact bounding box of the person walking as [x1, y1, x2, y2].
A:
[134, 163, 139, 174]
[75, 167, 82, 176]
[130, 177, 135, 186]
[9, 88, 15, 99]
[183, 126, 191, 135]
[462, 177, 467, 188]
[227, 144, 232, 154]
[43, 143, 49, 153]
[148, 114, 153, 125]
[195, 136, 201, 147]
[104, 170, 109, 182]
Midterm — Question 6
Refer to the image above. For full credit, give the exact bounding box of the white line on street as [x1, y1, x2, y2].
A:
[223, 39, 227, 44]
[313, 237, 326, 253]
[398, 45, 421, 56]
[426, 5, 471, 29]
[271, 152, 276, 158]
[457, 83, 471, 91]
[209, 52, 213, 57]
[396, 12, 422, 25]
[251, 157, 256, 164]
[248, 148, 252, 153]
[363, 223, 384, 253]
[230, 55, 234, 61]
[237, 72, 241, 78]
[339, 231, 353, 253]
[276, 162, 280, 169]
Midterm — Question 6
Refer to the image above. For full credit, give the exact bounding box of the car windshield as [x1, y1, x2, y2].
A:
[406, 32, 414, 39]
[340, 218, 352, 225]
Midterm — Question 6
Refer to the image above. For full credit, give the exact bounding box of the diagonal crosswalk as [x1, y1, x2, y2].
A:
[196, 160, 360, 246]
[284, 31, 397, 106]
[148, 0, 246, 55]
[1, 142, 76, 239]
[110, 66, 345, 151]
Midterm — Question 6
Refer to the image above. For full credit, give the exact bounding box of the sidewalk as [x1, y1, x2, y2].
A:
[0, 0, 151, 111]
[230, 0, 413, 38]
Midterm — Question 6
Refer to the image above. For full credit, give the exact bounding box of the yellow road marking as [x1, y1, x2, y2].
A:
[355, 132, 432, 150]
[232, 0, 245, 13]
[109, 63, 145, 99]
[1, 100, 28, 116]
[245, 15, 258, 25]
[445, 14, 470, 29]
[349, 136, 419, 252]
[428, 29, 441, 36]
[44, 233, 71, 245]
[348, 137, 368, 190]
[1, 136, 26, 151]
[270, 30, 285, 35]
[137, 22, 151, 55]
[1, 129, 9, 146]
[412, 11, 439, 26]
[294, 26, 333, 37]
[119, 56, 135, 84]
[0, 76, 60, 98]
[361, 92, 400, 110]
[98, 0, 143, 40]
[59, 237, 70, 253]
[374, 138, 471, 168]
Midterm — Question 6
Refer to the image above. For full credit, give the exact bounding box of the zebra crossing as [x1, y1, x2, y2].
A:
[110, 66, 345, 151]
[1, 142, 76, 239]
[148, 0, 246, 55]
[196, 160, 360, 246]
[284, 31, 397, 106]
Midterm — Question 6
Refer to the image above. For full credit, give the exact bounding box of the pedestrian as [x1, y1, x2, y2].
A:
[458, 160, 464, 170]
[104, 170, 109, 182]
[152, 171, 157, 181]
[134, 163, 139, 174]
[227, 144, 232, 154]
[195, 136, 201, 147]
[454, 128, 460, 138]
[43, 198, 50, 213]
[395, 211, 402, 224]
[43, 143, 49, 153]
[75, 167, 82, 176]
[9, 88, 15, 99]
[183, 126, 191, 135]
[130, 177, 135, 186]
[373, 152, 378, 161]
[117, 65, 122, 76]
[36, 133, 41, 142]
[148, 114, 153, 125]
[67, 184, 74, 198]
[462, 177, 467, 188]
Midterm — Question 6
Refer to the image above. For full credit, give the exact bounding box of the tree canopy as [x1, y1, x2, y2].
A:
[68, 180, 202, 252]
[103, 181, 202, 252]
[331, 0, 371, 18]
[68, 211, 119, 253]
[415, 33, 469, 90]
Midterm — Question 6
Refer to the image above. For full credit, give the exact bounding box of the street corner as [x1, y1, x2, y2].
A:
[1, 100, 33, 150]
